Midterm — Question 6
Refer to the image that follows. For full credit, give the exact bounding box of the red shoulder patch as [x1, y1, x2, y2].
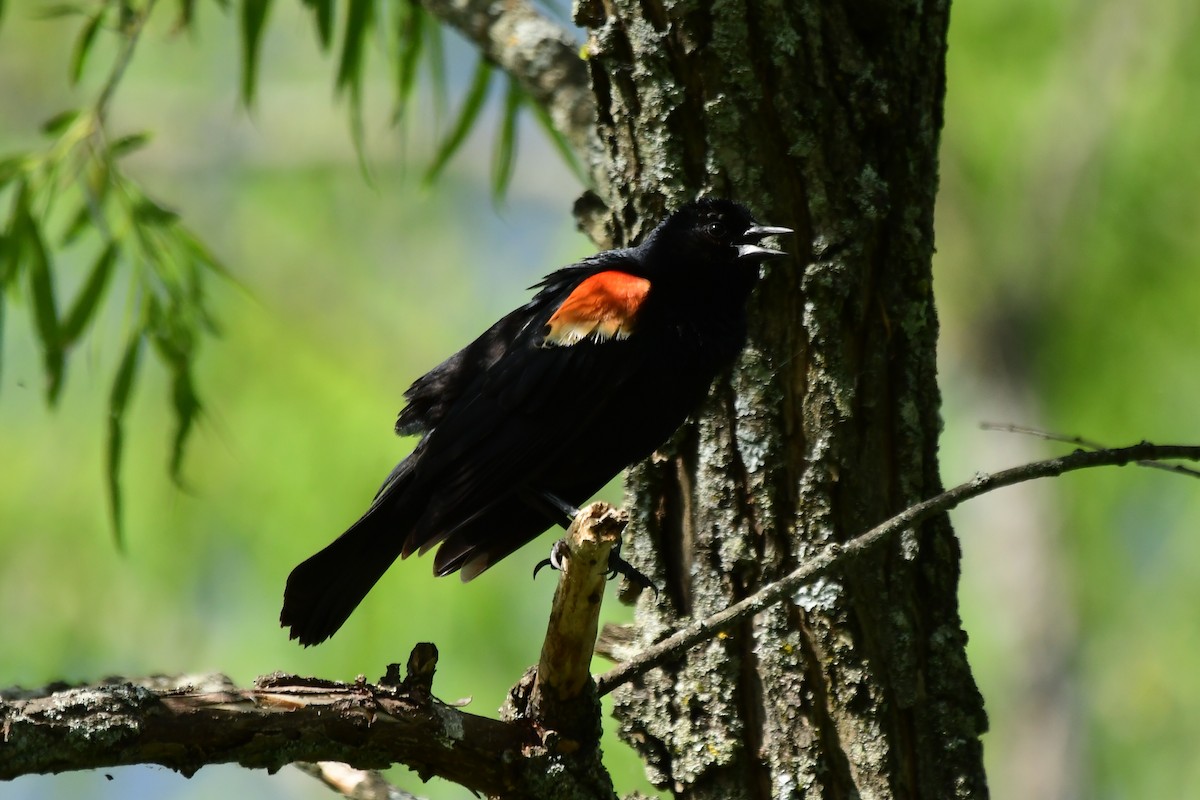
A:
[543, 271, 651, 346]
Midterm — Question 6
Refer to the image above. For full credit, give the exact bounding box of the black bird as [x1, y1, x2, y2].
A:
[281, 199, 791, 645]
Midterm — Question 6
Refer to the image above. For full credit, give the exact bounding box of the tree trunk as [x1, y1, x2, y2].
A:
[576, 1, 990, 796]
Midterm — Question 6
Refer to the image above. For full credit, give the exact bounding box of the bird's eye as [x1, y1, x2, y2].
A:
[705, 221, 727, 239]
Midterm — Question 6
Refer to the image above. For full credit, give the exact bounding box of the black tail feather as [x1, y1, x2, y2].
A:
[280, 506, 404, 645]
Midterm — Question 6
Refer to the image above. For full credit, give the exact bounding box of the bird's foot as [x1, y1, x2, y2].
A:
[605, 546, 659, 597]
[532, 539, 657, 597]
[533, 538, 572, 579]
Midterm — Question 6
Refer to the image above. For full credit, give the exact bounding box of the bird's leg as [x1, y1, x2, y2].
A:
[530, 490, 580, 578]
[538, 491, 582, 528]
[527, 490, 658, 596]
[605, 538, 658, 597]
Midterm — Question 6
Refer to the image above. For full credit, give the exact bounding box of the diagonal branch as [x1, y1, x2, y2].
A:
[419, 0, 596, 159]
[595, 442, 1200, 695]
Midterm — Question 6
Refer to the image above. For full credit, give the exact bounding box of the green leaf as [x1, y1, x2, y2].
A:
[133, 196, 180, 226]
[59, 202, 92, 247]
[168, 362, 200, 484]
[107, 333, 143, 546]
[177, 227, 235, 284]
[175, 0, 197, 29]
[61, 163, 112, 246]
[0, 154, 24, 187]
[492, 76, 521, 202]
[425, 13, 447, 124]
[18, 195, 65, 405]
[301, 0, 333, 50]
[239, 0, 273, 106]
[109, 132, 152, 158]
[391, 0, 423, 120]
[335, 0, 372, 93]
[69, 5, 106, 85]
[3, 181, 29, 286]
[424, 58, 494, 184]
[61, 242, 117, 346]
[527, 95, 588, 186]
[0, 284, 6, 392]
[34, 4, 86, 20]
[335, 0, 374, 175]
[41, 108, 79, 136]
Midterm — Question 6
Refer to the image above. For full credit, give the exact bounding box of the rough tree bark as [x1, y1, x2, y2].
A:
[568, 1, 991, 797]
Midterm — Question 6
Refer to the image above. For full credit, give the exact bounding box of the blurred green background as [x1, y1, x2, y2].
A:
[1, 1, 1198, 799]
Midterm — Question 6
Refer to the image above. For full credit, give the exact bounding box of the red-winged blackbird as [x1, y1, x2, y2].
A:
[281, 199, 791, 645]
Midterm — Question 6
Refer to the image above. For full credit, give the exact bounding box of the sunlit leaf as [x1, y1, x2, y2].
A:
[19, 194, 65, 405]
[239, 0, 273, 106]
[107, 333, 143, 545]
[424, 58, 493, 184]
[61, 242, 118, 346]
[69, 5, 106, 85]
[40, 108, 79, 136]
[492, 76, 521, 202]
[301, 0, 333, 50]
[109, 132, 152, 158]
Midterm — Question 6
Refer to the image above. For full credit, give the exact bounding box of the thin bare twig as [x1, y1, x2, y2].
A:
[595, 442, 1200, 695]
[982, 422, 1200, 478]
[418, 0, 596, 159]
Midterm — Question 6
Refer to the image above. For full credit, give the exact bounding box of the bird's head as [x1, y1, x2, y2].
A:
[636, 198, 792, 283]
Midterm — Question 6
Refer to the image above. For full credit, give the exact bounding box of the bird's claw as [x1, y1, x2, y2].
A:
[532, 538, 572, 579]
[532, 539, 658, 597]
[606, 548, 659, 598]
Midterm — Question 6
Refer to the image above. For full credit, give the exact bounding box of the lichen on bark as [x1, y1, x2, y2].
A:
[578, 0, 989, 797]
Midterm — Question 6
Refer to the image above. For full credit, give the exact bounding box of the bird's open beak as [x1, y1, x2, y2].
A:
[736, 224, 793, 261]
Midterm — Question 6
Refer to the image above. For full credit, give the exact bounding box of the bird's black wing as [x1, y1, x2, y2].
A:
[393, 256, 622, 437]
[393, 255, 659, 561]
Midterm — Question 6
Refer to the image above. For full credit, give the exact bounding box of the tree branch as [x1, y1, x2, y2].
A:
[530, 503, 627, 743]
[2, 508, 638, 798]
[0, 667, 539, 795]
[595, 442, 1200, 695]
[418, 0, 596, 160]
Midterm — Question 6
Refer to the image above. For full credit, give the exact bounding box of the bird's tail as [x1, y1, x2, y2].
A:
[281, 465, 416, 645]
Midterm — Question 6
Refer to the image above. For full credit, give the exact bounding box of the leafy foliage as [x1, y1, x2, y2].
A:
[235, 0, 578, 191]
[0, 105, 224, 543]
[0, 0, 583, 546]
